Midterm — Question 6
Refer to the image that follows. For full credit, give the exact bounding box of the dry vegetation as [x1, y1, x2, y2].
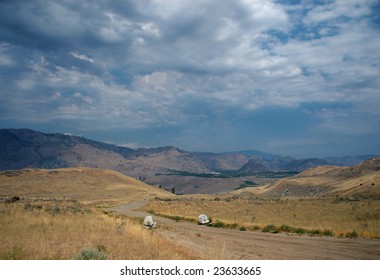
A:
[0, 168, 173, 206]
[0, 199, 196, 260]
[144, 197, 380, 238]
[1, 166, 379, 260]
[0, 168, 195, 259]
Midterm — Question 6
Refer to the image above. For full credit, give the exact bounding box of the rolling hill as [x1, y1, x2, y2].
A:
[0, 168, 173, 203]
[237, 157, 380, 198]
[1, 128, 378, 194]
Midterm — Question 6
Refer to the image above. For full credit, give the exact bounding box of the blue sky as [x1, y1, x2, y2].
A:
[0, 0, 379, 158]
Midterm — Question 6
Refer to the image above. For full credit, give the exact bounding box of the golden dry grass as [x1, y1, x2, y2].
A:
[0, 168, 173, 205]
[144, 197, 380, 238]
[0, 201, 196, 260]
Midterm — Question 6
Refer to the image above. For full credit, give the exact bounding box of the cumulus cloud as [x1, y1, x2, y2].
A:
[0, 0, 379, 156]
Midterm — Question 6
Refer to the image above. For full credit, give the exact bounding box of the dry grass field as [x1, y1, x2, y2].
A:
[0, 168, 197, 260]
[0, 168, 172, 206]
[144, 196, 380, 238]
[0, 200, 196, 260]
[1, 166, 379, 260]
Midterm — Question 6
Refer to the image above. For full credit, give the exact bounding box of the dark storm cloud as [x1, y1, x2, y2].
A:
[0, 0, 379, 157]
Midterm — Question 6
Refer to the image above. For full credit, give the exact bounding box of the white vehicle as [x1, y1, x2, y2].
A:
[198, 214, 210, 225]
[143, 215, 157, 229]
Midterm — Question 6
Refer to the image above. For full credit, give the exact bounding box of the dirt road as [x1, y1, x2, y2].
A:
[107, 202, 380, 260]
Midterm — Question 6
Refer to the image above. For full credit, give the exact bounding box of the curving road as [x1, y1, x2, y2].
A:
[107, 201, 380, 260]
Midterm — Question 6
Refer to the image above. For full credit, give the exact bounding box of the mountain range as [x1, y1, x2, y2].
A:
[1, 128, 378, 194]
[236, 157, 380, 198]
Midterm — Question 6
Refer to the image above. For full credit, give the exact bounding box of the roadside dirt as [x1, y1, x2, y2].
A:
[107, 202, 380, 260]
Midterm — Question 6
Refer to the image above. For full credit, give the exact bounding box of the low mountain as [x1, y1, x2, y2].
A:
[324, 155, 378, 166]
[237, 157, 329, 174]
[237, 157, 380, 198]
[193, 150, 287, 171]
[195, 151, 378, 174]
[0, 129, 211, 179]
[2, 128, 378, 195]
[238, 156, 273, 173]
[283, 158, 329, 171]
[193, 152, 250, 170]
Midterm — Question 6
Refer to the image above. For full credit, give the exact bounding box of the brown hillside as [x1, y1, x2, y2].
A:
[235, 157, 380, 198]
[0, 168, 173, 203]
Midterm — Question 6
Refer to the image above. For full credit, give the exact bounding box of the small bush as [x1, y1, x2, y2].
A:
[346, 230, 358, 239]
[239, 226, 247, 231]
[309, 229, 321, 235]
[212, 221, 225, 228]
[263, 224, 279, 233]
[279, 224, 294, 232]
[249, 225, 261, 231]
[73, 248, 107, 260]
[295, 228, 306, 234]
[322, 229, 334, 237]
[227, 223, 238, 229]
[172, 216, 181, 222]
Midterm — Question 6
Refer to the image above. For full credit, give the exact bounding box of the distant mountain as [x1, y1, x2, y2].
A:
[192, 152, 250, 171]
[237, 156, 273, 173]
[1, 128, 378, 194]
[195, 150, 378, 174]
[0, 128, 211, 178]
[323, 155, 379, 166]
[236, 157, 380, 198]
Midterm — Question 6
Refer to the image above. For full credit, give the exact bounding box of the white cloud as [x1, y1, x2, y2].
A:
[1, 0, 379, 156]
[117, 142, 141, 149]
[69, 52, 95, 63]
[305, 0, 374, 24]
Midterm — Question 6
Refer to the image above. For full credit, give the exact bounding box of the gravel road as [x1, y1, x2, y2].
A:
[107, 202, 380, 260]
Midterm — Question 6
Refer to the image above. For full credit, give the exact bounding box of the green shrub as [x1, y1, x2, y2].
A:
[308, 229, 321, 235]
[279, 224, 294, 232]
[212, 221, 225, 228]
[239, 226, 247, 231]
[295, 228, 306, 234]
[172, 216, 181, 222]
[345, 230, 358, 239]
[227, 223, 238, 229]
[263, 224, 279, 233]
[322, 229, 334, 237]
[74, 248, 107, 260]
[249, 225, 261, 231]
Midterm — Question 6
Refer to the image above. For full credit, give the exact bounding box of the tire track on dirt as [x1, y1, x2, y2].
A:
[107, 201, 380, 260]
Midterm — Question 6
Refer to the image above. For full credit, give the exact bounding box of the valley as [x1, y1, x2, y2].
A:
[1, 128, 377, 194]
[1, 160, 380, 259]
[1, 128, 380, 260]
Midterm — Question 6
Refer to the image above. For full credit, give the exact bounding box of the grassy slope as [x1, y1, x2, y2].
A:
[0, 202, 196, 260]
[0, 168, 197, 260]
[0, 168, 173, 204]
[234, 159, 380, 198]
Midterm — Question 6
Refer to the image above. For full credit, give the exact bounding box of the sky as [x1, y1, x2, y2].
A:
[0, 0, 379, 158]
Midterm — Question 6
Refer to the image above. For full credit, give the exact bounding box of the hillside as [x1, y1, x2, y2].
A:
[0, 168, 173, 203]
[1, 128, 378, 194]
[0, 128, 211, 179]
[236, 157, 380, 198]
[195, 151, 377, 174]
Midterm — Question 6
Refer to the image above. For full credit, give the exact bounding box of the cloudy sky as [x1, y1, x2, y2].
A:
[0, 0, 379, 157]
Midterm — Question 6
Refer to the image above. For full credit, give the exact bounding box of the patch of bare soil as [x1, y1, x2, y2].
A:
[107, 202, 380, 260]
